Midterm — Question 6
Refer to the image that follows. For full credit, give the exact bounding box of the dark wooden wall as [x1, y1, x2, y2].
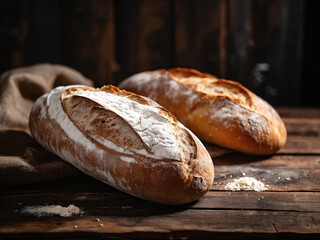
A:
[1, 0, 319, 106]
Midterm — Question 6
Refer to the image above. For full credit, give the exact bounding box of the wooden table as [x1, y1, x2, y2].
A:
[1, 108, 320, 239]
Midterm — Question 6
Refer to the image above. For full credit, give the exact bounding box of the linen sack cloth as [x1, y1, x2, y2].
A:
[0, 64, 93, 185]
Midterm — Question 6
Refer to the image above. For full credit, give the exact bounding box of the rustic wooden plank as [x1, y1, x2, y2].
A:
[274, 0, 305, 105]
[0, 175, 110, 194]
[212, 154, 320, 192]
[226, 0, 251, 85]
[198, 191, 320, 212]
[205, 135, 320, 156]
[203, 143, 234, 158]
[0, 0, 27, 73]
[276, 108, 320, 118]
[1, 154, 319, 238]
[115, 0, 173, 83]
[1, 191, 319, 215]
[278, 135, 320, 154]
[302, 0, 320, 107]
[2, 178, 319, 238]
[248, 0, 304, 106]
[1, 155, 319, 216]
[244, 0, 304, 106]
[59, 0, 115, 86]
[0, 209, 319, 237]
[0, 232, 319, 240]
[283, 118, 320, 136]
[24, 0, 60, 65]
[174, 0, 227, 77]
[2, 154, 319, 194]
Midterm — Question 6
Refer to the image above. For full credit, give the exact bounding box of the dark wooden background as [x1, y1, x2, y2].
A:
[1, 0, 319, 106]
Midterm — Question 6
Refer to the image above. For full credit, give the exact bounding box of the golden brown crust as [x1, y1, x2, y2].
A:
[29, 85, 214, 205]
[119, 68, 287, 155]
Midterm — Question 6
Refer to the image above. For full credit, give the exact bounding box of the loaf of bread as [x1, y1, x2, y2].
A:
[119, 68, 287, 155]
[29, 85, 214, 205]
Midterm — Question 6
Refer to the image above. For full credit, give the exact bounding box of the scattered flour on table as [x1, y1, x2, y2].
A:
[22, 204, 81, 217]
[225, 177, 268, 191]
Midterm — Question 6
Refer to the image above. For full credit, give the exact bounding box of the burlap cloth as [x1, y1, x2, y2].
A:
[0, 64, 94, 185]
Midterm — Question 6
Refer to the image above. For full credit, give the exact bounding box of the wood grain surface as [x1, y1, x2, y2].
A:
[0, 108, 320, 239]
[1, 0, 318, 106]
[60, 0, 116, 86]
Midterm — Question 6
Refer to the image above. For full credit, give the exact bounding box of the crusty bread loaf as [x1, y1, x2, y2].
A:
[29, 85, 214, 205]
[119, 68, 287, 155]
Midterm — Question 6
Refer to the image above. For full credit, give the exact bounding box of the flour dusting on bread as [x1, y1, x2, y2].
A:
[164, 75, 199, 107]
[123, 71, 200, 108]
[32, 86, 104, 156]
[206, 97, 270, 142]
[63, 88, 180, 160]
[36, 86, 182, 161]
